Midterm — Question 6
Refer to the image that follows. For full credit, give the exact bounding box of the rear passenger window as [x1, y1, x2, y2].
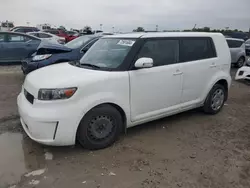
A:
[226, 40, 243, 48]
[180, 38, 216, 62]
[137, 39, 179, 67]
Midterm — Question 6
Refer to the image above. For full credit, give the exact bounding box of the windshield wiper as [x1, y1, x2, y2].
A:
[81, 63, 101, 69]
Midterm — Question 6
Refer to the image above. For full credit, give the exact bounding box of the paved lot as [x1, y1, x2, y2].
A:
[0, 66, 250, 188]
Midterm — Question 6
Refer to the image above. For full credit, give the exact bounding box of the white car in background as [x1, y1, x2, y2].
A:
[27, 32, 65, 45]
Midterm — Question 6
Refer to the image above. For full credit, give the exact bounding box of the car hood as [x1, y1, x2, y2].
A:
[36, 42, 72, 54]
[24, 63, 110, 97]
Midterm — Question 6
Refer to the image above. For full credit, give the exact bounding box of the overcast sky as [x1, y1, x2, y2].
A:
[1, 0, 250, 32]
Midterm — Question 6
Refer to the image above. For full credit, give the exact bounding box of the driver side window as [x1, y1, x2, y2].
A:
[137, 39, 179, 67]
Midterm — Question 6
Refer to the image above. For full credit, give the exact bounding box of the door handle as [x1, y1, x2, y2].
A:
[210, 63, 217, 68]
[173, 69, 183, 75]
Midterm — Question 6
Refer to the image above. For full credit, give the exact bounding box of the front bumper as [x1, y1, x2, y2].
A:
[17, 92, 82, 146]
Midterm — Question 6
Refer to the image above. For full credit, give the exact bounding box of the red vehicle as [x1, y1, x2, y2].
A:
[44, 29, 78, 43]
[66, 31, 79, 42]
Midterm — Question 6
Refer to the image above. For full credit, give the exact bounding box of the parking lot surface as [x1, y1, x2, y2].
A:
[0, 66, 250, 188]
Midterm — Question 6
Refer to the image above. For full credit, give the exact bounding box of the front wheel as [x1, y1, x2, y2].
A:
[77, 105, 123, 150]
[203, 84, 226, 114]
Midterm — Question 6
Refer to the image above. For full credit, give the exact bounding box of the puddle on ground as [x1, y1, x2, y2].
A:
[0, 132, 45, 187]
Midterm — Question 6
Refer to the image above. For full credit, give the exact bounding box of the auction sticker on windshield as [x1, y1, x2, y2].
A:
[117, 40, 135, 46]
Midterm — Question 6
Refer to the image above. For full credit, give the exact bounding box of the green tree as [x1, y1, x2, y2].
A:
[83, 25, 92, 34]
[133, 27, 145, 32]
[59, 26, 66, 31]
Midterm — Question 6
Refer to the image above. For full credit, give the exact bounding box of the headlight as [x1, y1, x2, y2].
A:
[38, 87, 77, 100]
[248, 57, 250, 61]
[32, 54, 52, 62]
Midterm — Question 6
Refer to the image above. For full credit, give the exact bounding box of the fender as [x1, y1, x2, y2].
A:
[72, 92, 131, 135]
[201, 70, 231, 103]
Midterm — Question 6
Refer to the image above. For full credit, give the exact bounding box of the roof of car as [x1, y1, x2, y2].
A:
[0, 31, 41, 40]
[103, 32, 224, 39]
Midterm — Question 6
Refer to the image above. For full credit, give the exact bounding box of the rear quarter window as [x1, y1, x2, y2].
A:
[180, 37, 216, 62]
[226, 40, 244, 48]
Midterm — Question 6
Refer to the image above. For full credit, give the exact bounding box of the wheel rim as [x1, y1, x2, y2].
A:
[237, 58, 244, 67]
[211, 88, 224, 111]
[87, 115, 114, 141]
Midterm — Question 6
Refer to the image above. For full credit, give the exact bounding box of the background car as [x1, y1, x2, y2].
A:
[245, 39, 250, 56]
[0, 32, 41, 63]
[44, 29, 71, 42]
[245, 57, 250, 66]
[28, 31, 65, 44]
[66, 31, 79, 41]
[11, 26, 40, 33]
[21, 35, 100, 74]
[226, 38, 246, 68]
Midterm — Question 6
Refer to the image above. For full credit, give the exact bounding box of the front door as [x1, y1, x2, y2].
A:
[129, 38, 183, 122]
[4, 33, 28, 61]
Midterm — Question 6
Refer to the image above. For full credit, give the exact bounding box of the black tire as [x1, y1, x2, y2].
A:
[77, 105, 123, 150]
[203, 84, 226, 114]
[235, 57, 245, 68]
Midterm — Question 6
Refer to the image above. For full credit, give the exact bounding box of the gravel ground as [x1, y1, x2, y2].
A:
[0, 67, 250, 188]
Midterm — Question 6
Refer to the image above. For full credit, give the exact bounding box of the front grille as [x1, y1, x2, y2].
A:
[24, 89, 34, 104]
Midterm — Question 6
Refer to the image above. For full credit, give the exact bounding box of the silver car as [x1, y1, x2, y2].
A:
[226, 38, 246, 68]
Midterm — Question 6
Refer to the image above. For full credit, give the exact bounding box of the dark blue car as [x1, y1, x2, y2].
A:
[21, 35, 100, 74]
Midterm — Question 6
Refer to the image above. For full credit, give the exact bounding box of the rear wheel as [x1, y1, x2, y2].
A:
[235, 57, 245, 68]
[203, 84, 226, 114]
[77, 105, 122, 150]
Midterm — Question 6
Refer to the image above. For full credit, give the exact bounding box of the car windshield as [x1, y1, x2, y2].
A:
[246, 40, 250, 45]
[65, 35, 93, 49]
[80, 38, 135, 69]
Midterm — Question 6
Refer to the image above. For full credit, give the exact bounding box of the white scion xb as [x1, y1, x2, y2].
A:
[17, 32, 231, 150]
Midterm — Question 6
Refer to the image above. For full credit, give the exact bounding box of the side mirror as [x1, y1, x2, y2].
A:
[134, 57, 153, 68]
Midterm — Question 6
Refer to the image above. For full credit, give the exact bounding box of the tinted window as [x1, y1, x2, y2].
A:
[226, 40, 244, 48]
[39, 33, 52, 38]
[29, 33, 39, 37]
[180, 38, 216, 62]
[7, 34, 30, 42]
[0, 34, 4, 42]
[137, 39, 179, 67]
[14, 28, 25, 33]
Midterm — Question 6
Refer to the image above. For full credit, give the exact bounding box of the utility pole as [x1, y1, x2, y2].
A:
[156, 25, 158, 32]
